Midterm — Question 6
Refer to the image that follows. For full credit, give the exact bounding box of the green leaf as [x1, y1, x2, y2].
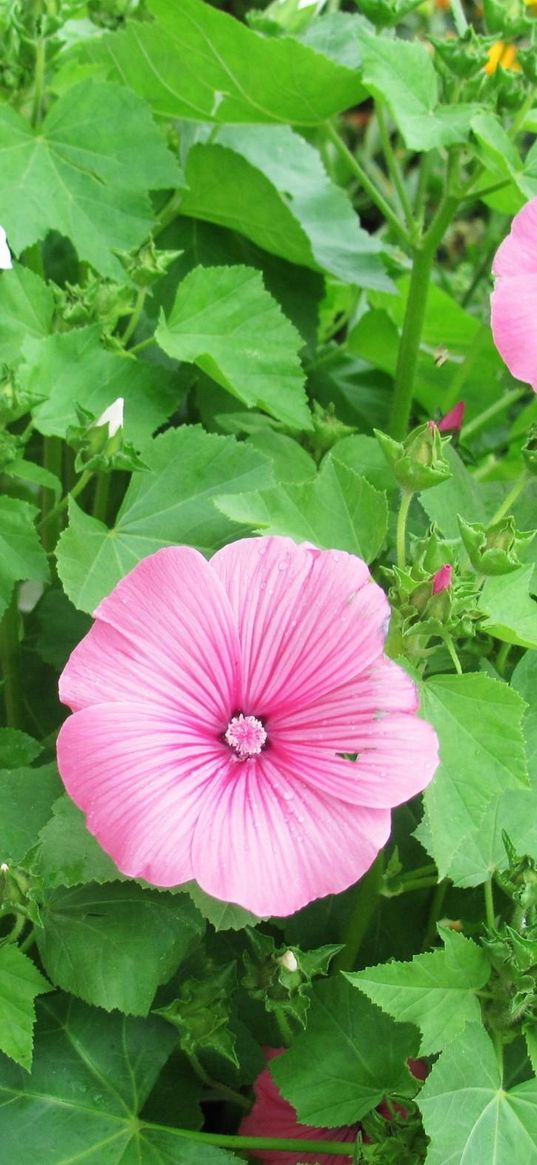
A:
[0, 945, 51, 1071]
[245, 431, 317, 484]
[155, 266, 310, 430]
[5, 458, 61, 503]
[416, 674, 528, 885]
[348, 929, 490, 1055]
[360, 33, 476, 150]
[83, 0, 366, 125]
[0, 764, 61, 865]
[271, 976, 418, 1127]
[0, 497, 49, 620]
[56, 425, 273, 612]
[420, 446, 504, 542]
[0, 730, 41, 769]
[479, 566, 537, 650]
[37, 882, 205, 1015]
[419, 1023, 537, 1164]
[330, 433, 398, 493]
[32, 796, 126, 889]
[24, 326, 178, 444]
[0, 995, 235, 1163]
[215, 453, 388, 562]
[0, 266, 54, 365]
[0, 81, 181, 280]
[186, 883, 261, 931]
[180, 129, 389, 290]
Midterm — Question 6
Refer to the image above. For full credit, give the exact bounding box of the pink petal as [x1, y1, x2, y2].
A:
[59, 547, 240, 730]
[492, 198, 537, 277]
[210, 537, 389, 717]
[56, 701, 233, 885]
[269, 659, 438, 808]
[490, 273, 537, 390]
[190, 749, 390, 917]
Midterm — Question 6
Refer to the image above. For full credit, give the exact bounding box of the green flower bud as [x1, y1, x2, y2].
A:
[458, 514, 534, 575]
[116, 239, 183, 289]
[375, 421, 452, 493]
[483, 0, 532, 37]
[311, 401, 356, 457]
[431, 30, 491, 79]
[355, 0, 422, 28]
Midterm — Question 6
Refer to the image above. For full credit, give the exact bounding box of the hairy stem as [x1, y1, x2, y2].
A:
[324, 121, 411, 248]
[332, 853, 384, 973]
[140, 1121, 356, 1155]
[0, 594, 23, 729]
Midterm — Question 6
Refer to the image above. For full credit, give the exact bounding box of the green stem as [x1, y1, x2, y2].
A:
[324, 121, 411, 247]
[274, 1009, 295, 1048]
[0, 594, 23, 729]
[444, 634, 462, 676]
[31, 35, 46, 128]
[388, 189, 459, 439]
[376, 105, 414, 233]
[484, 879, 496, 929]
[128, 335, 157, 356]
[19, 927, 36, 955]
[461, 387, 527, 440]
[38, 470, 94, 533]
[140, 1121, 356, 1155]
[122, 287, 148, 347]
[188, 1052, 250, 1113]
[40, 436, 63, 552]
[332, 853, 384, 973]
[396, 490, 413, 570]
[422, 880, 448, 950]
[92, 473, 111, 524]
[450, 0, 468, 34]
[388, 875, 439, 895]
[154, 191, 183, 237]
[496, 641, 511, 677]
[490, 471, 530, 525]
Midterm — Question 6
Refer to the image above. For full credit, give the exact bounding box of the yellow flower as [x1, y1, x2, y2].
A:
[484, 41, 520, 74]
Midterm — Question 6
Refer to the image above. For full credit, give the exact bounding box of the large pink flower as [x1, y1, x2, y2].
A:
[57, 537, 438, 917]
[491, 197, 537, 390]
[239, 1048, 358, 1163]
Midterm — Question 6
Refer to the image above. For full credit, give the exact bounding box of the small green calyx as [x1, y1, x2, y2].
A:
[431, 29, 491, 79]
[458, 514, 535, 576]
[116, 238, 183, 289]
[375, 421, 452, 493]
[310, 401, 356, 459]
[67, 400, 146, 475]
[355, 0, 423, 29]
[483, 0, 533, 38]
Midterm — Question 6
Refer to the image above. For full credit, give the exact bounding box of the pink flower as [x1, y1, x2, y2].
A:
[239, 1050, 429, 1163]
[491, 198, 537, 391]
[239, 1048, 358, 1163]
[432, 564, 453, 594]
[56, 537, 438, 917]
[437, 402, 465, 433]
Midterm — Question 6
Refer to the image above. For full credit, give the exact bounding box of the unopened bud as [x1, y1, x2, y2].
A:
[95, 397, 124, 439]
[438, 401, 465, 434]
[375, 421, 452, 493]
[432, 563, 453, 594]
[278, 950, 299, 973]
[459, 514, 534, 575]
[0, 225, 12, 271]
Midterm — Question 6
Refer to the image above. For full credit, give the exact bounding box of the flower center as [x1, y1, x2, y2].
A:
[225, 713, 267, 759]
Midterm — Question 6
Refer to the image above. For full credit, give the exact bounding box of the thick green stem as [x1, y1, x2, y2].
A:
[140, 1121, 356, 1155]
[274, 1008, 295, 1048]
[461, 387, 527, 440]
[128, 335, 157, 357]
[388, 192, 459, 439]
[332, 853, 384, 973]
[40, 436, 63, 552]
[38, 470, 94, 533]
[92, 473, 111, 524]
[324, 121, 411, 248]
[396, 490, 413, 570]
[31, 35, 46, 128]
[0, 594, 23, 729]
[444, 634, 462, 676]
[484, 879, 496, 929]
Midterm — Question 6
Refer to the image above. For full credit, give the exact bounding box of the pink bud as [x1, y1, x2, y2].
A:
[432, 564, 453, 594]
[438, 401, 465, 433]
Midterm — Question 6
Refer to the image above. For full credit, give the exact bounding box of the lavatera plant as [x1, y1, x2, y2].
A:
[2, 1, 537, 1163]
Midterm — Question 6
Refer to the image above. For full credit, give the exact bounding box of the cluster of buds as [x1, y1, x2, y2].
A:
[375, 420, 452, 493]
[53, 275, 133, 335]
[459, 514, 534, 575]
[432, 27, 492, 78]
[241, 928, 341, 1028]
[310, 400, 356, 459]
[356, 0, 424, 27]
[155, 961, 239, 1067]
[66, 397, 145, 474]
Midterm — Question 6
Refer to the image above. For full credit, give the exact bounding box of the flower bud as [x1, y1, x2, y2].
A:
[437, 401, 465, 434]
[432, 563, 453, 594]
[458, 514, 534, 575]
[0, 225, 12, 270]
[278, 950, 299, 973]
[95, 397, 124, 440]
[356, 0, 422, 27]
[375, 421, 452, 493]
[483, 0, 532, 37]
[522, 426, 537, 475]
[432, 31, 490, 79]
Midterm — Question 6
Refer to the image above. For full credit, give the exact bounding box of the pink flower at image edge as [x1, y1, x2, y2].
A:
[491, 196, 537, 390]
[56, 537, 439, 918]
[239, 1048, 429, 1164]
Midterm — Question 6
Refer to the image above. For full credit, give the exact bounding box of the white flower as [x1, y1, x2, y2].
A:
[278, 950, 299, 973]
[0, 226, 12, 270]
[95, 397, 124, 438]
